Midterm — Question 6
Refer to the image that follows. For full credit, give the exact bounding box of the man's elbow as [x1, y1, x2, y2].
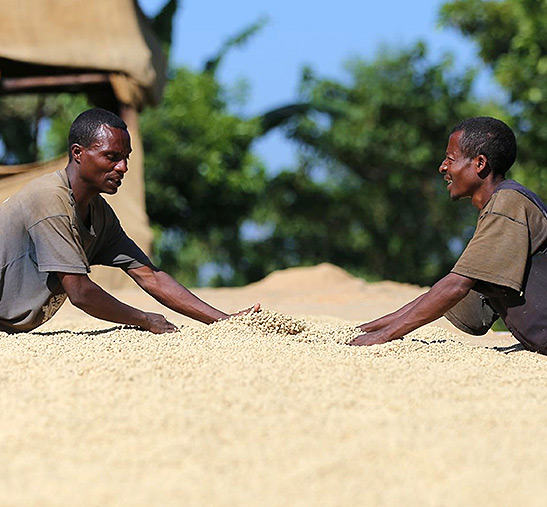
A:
[446, 274, 475, 302]
[65, 286, 92, 310]
[61, 277, 98, 310]
[128, 265, 164, 293]
[453, 283, 472, 302]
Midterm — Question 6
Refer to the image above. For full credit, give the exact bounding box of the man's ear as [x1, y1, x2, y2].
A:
[476, 154, 489, 176]
[71, 144, 83, 163]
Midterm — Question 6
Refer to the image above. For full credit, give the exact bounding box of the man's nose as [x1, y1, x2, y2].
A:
[116, 158, 129, 173]
[439, 160, 447, 173]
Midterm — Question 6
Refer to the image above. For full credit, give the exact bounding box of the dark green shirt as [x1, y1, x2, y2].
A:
[446, 183, 547, 350]
[452, 188, 547, 292]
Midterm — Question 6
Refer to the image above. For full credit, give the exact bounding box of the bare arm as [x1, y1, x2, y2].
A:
[351, 273, 475, 346]
[57, 273, 178, 333]
[359, 293, 428, 332]
[127, 265, 258, 324]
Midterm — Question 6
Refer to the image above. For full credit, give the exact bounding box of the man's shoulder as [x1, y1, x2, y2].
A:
[482, 187, 544, 223]
[17, 170, 70, 202]
[7, 170, 74, 224]
[488, 188, 527, 210]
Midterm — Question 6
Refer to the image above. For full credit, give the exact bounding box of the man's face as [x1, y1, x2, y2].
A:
[75, 125, 132, 195]
[439, 130, 478, 201]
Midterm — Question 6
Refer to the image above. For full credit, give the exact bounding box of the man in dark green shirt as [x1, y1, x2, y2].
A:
[351, 117, 547, 353]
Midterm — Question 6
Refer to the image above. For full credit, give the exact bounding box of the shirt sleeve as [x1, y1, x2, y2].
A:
[451, 196, 530, 293]
[90, 201, 152, 270]
[28, 215, 89, 274]
[93, 228, 152, 271]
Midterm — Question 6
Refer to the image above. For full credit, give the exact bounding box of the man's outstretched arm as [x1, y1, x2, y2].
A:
[57, 273, 178, 333]
[359, 293, 428, 333]
[351, 273, 475, 346]
[127, 265, 260, 324]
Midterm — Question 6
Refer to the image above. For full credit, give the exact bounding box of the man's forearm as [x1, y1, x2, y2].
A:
[64, 277, 148, 327]
[130, 268, 228, 323]
[152, 279, 228, 323]
[381, 274, 475, 339]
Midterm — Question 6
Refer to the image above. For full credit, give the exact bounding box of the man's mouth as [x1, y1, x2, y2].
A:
[107, 178, 122, 187]
[445, 177, 452, 189]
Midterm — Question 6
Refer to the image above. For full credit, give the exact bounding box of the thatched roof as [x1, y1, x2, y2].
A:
[0, 0, 166, 108]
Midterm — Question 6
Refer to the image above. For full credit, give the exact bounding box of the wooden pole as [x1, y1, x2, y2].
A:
[0, 73, 110, 93]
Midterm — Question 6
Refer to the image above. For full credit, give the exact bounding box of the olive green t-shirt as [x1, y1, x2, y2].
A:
[0, 169, 151, 332]
[451, 188, 547, 292]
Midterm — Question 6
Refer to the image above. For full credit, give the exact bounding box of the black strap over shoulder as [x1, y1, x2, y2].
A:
[488, 179, 547, 352]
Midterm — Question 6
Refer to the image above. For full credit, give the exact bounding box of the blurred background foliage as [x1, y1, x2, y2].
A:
[1, 0, 546, 287]
[255, 44, 492, 285]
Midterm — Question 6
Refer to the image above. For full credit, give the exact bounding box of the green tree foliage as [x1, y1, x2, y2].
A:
[0, 95, 53, 164]
[149, 0, 179, 49]
[0, 93, 92, 165]
[140, 66, 268, 285]
[246, 44, 501, 285]
[440, 0, 547, 195]
[140, 18, 311, 286]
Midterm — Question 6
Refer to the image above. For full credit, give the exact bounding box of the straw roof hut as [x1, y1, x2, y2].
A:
[0, 0, 168, 288]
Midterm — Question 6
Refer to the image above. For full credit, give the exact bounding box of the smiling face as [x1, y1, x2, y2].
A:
[72, 125, 132, 195]
[439, 130, 480, 202]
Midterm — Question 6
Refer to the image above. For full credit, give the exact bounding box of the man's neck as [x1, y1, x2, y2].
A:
[471, 175, 506, 209]
[65, 163, 94, 222]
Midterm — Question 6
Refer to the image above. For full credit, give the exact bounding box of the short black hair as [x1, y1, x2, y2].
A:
[451, 117, 517, 176]
[68, 108, 127, 160]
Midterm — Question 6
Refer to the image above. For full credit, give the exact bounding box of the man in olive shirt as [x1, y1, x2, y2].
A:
[351, 117, 547, 353]
[0, 108, 258, 333]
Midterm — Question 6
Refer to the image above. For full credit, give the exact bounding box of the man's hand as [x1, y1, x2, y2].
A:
[357, 322, 378, 333]
[349, 330, 395, 346]
[225, 302, 261, 319]
[142, 312, 178, 333]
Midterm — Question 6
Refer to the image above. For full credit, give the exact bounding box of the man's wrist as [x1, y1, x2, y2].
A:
[135, 310, 151, 329]
[384, 322, 405, 341]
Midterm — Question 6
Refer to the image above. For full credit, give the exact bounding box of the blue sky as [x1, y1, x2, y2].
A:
[140, 0, 496, 171]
